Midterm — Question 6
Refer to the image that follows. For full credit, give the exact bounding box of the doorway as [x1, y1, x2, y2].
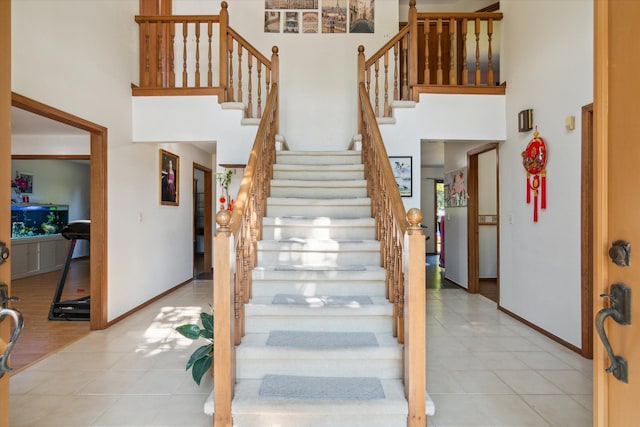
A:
[467, 143, 499, 303]
[193, 163, 212, 280]
[11, 93, 108, 331]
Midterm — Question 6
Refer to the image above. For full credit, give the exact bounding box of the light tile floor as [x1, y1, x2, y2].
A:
[10, 280, 593, 426]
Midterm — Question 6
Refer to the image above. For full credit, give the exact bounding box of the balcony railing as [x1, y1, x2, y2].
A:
[358, 0, 504, 118]
[133, 1, 278, 119]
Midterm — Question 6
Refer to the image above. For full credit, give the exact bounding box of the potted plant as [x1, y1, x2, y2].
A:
[176, 310, 213, 385]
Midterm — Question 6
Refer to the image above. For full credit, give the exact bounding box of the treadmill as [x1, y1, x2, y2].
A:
[48, 220, 91, 321]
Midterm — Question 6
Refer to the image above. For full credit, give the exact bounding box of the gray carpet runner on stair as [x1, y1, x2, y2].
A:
[259, 374, 386, 400]
[272, 293, 373, 306]
[266, 330, 379, 348]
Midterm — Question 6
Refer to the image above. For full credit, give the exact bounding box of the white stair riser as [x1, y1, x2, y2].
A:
[262, 224, 376, 240]
[244, 315, 393, 334]
[251, 280, 386, 297]
[267, 204, 371, 218]
[257, 249, 380, 266]
[252, 267, 386, 282]
[270, 185, 367, 198]
[232, 414, 407, 427]
[236, 358, 402, 380]
[273, 170, 364, 180]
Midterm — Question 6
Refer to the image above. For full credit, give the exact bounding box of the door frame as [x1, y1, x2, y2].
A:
[580, 103, 594, 359]
[193, 163, 213, 275]
[11, 93, 108, 331]
[467, 143, 499, 296]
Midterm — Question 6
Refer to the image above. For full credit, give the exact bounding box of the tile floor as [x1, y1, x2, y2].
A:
[10, 276, 593, 426]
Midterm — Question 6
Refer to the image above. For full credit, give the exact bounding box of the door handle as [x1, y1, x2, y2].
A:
[0, 307, 24, 377]
[595, 283, 631, 383]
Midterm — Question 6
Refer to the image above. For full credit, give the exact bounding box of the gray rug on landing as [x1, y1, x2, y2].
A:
[272, 294, 373, 306]
[259, 375, 385, 400]
[266, 330, 378, 348]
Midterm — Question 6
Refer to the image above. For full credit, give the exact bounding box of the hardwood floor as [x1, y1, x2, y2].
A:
[479, 278, 498, 303]
[9, 258, 90, 373]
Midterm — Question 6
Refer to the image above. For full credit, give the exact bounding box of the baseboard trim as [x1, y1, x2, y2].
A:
[106, 278, 194, 328]
[497, 304, 582, 355]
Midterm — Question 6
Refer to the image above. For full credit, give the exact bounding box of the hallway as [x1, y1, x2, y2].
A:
[9, 262, 592, 426]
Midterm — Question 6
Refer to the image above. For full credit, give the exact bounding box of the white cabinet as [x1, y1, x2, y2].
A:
[11, 235, 68, 280]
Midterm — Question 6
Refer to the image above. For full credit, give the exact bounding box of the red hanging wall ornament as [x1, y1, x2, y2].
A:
[521, 126, 548, 222]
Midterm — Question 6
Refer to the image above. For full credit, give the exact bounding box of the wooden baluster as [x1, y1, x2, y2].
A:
[384, 51, 389, 117]
[475, 17, 481, 86]
[257, 62, 262, 119]
[462, 18, 468, 85]
[247, 53, 253, 118]
[266, 64, 271, 98]
[487, 18, 494, 86]
[169, 23, 176, 87]
[374, 59, 380, 117]
[195, 21, 201, 88]
[182, 21, 188, 88]
[402, 34, 408, 99]
[393, 43, 399, 101]
[238, 44, 243, 107]
[227, 36, 234, 101]
[157, 22, 163, 87]
[143, 21, 150, 87]
[424, 23, 430, 84]
[449, 19, 456, 85]
[219, 2, 229, 101]
[207, 21, 213, 87]
[436, 18, 443, 85]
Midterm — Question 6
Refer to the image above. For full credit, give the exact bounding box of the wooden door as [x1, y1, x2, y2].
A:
[0, 0, 11, 425]
[594, 1, 640, 425]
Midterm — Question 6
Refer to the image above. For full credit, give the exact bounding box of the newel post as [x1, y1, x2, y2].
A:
[213, 209, 235, 426]
[271, 46, 280, 134]
[404, 208, 426, 427]
[408, 0, 418, 101]
[357, 45, 365, 134]
[219, 1, 229, 102]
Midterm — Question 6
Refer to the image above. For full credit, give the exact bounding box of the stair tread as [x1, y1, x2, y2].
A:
[262, 216, 375, 225]
[239, 332, 401, 356]
[246, 296, 392, 314]
[274, 163, 364, 171]
[233, 377, 407, 412]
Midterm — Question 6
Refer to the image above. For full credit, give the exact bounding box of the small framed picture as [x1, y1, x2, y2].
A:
[389, 156, 412, 197]
[17, 173, 33, 194]
[160, 149, 179, 206]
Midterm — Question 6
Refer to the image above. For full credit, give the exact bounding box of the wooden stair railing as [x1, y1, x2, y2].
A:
[358, 81, 427, 427]
[213, 83, 279, 427]
[358, 0, 504, 119]
[133, 1, 279, 120]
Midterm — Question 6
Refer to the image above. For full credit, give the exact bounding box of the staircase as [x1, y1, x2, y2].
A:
[229, 150, 410, 426]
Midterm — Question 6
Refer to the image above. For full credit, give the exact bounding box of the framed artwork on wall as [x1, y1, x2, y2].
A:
[444, 167, 468, 207]
[160, 149, 179, 206]
[17, 173, 33, 194]
[389, 156, 412, 197]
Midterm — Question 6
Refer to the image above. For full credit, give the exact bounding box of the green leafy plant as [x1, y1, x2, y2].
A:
[175, 311, 213, 385]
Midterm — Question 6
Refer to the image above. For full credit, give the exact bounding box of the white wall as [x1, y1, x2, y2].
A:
[12, 0, 213, 321]
[499, 0, 593, 347]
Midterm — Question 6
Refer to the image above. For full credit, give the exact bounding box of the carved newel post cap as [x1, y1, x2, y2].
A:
[272, 46, 279, 55]
[221, 1, 228, 10]
[407, 208, 423, 229]
[358, 45, 365, 54]
[216, 209, 231, 230]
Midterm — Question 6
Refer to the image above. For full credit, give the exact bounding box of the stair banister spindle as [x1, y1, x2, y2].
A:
[474, 17, 481, 86]
[436, 18, 443, 85]
[462, 18, 468, 85]
[143, 21, 150, 87]
[487, 18, 494, 86]
[207, 21, 213, 87]
[182, 20, 188, 87]
[194, 21, 201, 87]
[156, 22, 163, 87]
[374, 59, 380, 117]
[393, 43, 399, 101]
[247, 53, 253, 118]
[424, 24, 430, 84]
[449, 19, 456, 84]
[169, 23, 176, 87]
[257, 61, 262, 118]
[383, 51, 389, 117]
[227, 35, 234, 101]
[408, 0, 418, 99]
